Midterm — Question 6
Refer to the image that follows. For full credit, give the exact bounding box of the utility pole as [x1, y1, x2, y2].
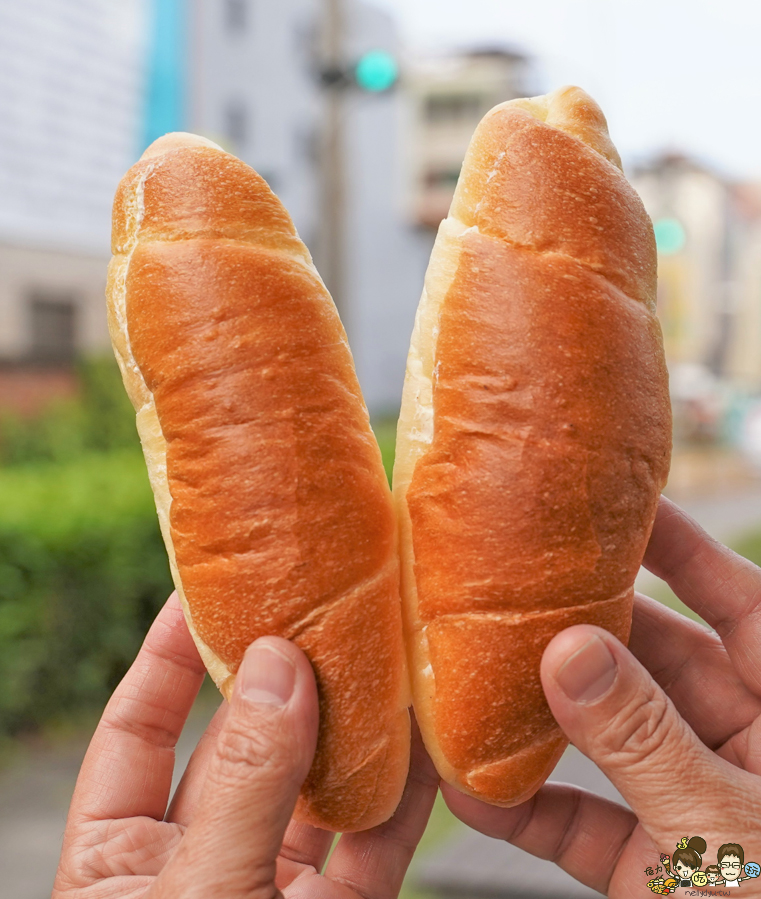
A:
[320, 0, 347, 325]
[316, 1, 398, 324]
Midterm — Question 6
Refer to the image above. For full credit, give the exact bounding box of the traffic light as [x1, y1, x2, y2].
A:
[653, 218, 686, 255]
[354, 50, 398, 93]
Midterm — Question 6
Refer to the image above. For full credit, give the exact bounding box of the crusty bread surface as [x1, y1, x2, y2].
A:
[107, 133, 410, 832]
[393, 86, 672, 806]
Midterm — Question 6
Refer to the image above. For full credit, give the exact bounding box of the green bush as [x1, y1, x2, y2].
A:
[734, 530, 761, 567]
[0, 355, 139, 466]
[0, 450, 172, 736]
[371, 418, 397, 484]
[0, 360, 404, 741]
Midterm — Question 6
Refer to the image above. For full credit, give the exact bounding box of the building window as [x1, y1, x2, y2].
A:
[296, 124, 320, 166]
[225, 101, 249, 150]
[226, 0, 248, 33]
[424, 93, 484, 123]
[28, 294, 77, 363]
[424, 168, 462, 189]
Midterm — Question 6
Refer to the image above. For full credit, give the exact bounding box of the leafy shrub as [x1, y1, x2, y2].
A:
[0, 451, 172, 736]
[0, 356, 139, 466]
[0, 358, 403, 740]
[733, 530, 761, 569]
[371, 418, 397, 484]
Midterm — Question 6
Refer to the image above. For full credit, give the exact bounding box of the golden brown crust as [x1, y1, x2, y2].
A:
[426, 592, 633, 804]
[394, 87, 671, 807]
[108, 133, 410, 832]
[407, 236, 670, 619]
[450, 89, 656, 311]
[111, 142, 308, 260]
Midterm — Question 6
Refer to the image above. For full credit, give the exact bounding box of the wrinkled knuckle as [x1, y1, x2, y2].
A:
[216, 867, 281, 899]
[212, 721, 292, 781]
[550, 791, 583, 865]
[162, 862, 281, 899]
[599, 686, 673, 769]
[212, 722, 282, 769]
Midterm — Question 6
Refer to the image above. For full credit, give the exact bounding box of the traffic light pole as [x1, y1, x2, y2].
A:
[321, 0, 347, 325]
[317, 3, 398, 324]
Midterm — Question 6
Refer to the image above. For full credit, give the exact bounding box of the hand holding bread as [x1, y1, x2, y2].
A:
[53, 594, 440, 899]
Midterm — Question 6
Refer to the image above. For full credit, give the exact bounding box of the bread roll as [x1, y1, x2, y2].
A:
[107, 133, 410, 832]
[393, 87, 671, 806]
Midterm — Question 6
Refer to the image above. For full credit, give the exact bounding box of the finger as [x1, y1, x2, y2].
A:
[165, 699, 228, 825]
[167, 700, 335, 879]
[540, 625, 757, 843]
[321, 717, 438, 899]
[441, 780, 637, 896]
[716, 714, 761, 775]
[154, 636, 319, 898]
[276, 821, 335, 886]
[644, 496, 761, 694]
[69, 593, 206, 824]
[630, 593, 761, 750]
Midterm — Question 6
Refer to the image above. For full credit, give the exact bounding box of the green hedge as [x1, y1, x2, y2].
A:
[0, 357, 402, 741]
[371, 418, 397, 485]
[734, 530, 761, 567]
[0, 450, 172, 736]
[0, 356, 138, 467]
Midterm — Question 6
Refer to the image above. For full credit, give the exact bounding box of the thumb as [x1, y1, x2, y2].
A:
[156, 636, 319, 898]
[540, 624, 738, 839]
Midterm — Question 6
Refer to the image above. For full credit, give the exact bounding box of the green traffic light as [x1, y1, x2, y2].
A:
[653, 218, 686, 255]
[355, 50, 398, 92]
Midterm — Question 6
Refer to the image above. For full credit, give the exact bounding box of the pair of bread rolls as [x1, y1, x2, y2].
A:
[108, 87, 671, 830]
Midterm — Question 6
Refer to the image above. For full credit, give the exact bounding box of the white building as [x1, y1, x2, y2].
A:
[189, 0, 322, 249]
[727, 184, 761, 391]
[405, 48, 535, 229]
[0, 0, 431, 415]
[629, 153, 761, 451]
[189, 0, 429, 413]
[630, 154, 735, 374]
[0, 0, 148, 376]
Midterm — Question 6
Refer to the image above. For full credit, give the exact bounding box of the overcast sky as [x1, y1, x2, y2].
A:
[371, 0, 761, 180]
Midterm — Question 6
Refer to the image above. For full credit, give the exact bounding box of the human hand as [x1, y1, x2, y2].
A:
[53, 593, 437, 898]
[441, 496, 761, 896]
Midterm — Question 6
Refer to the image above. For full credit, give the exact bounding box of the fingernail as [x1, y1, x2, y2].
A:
[239, 641, 296, 706]
[556, 635, 617, 703]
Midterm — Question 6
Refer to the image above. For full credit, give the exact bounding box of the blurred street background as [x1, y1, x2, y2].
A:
[2, 1, 761, 897]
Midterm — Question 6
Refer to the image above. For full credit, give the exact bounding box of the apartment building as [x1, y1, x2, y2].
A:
[405, 47, 535, 229]
[0, 0, 147, 409]
[631, 154, 737, 374]
[0, 0, 434, 414]
[189, 0, 430, 411]
[727, 183, 761, 390]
